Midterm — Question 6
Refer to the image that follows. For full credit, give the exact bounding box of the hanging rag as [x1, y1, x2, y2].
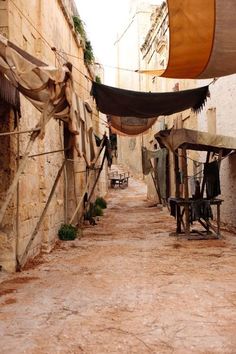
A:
[204, 160, 221, 198]
[142, 147, 161, 175]
[190, 200, 213, 222]
[156, 148, 168, 199]
[142, 147, 168, 200]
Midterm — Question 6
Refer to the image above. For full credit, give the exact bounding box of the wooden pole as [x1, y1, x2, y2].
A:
[201, 151, 211, 197]
[218, 149, 223, 169]
[15, 110, 20, 267]
[182, 147, 190, 236]
[69, 174, 93, 225]
[0, 127, 40, 137]
[69, 144, 105, 225]
[174, 150, 181, 233]
[18, 160, 66, 270]
[72, 159, 79, 222]
[86, 148, 106, 207]
[64, 159, 68, 223]
[174, 150, 180, 198]
[23, 148, 67, 159]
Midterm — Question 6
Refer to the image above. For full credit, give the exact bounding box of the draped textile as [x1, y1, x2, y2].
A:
[0, 34, 78, 138]
[0, 35, 99, 164]
[204, 161, 221, 199]
[91, 82, 209, 135]
[138, 0, 236, 79]
[91, 81, 209, 118]
[142, 147, 168, 200]
[155, 128, 236, 155]
[108, 115, 157, 136]
[0, 72, 20, 112]
[142, 147, 161, 175]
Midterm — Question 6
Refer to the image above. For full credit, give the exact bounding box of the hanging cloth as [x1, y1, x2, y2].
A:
[204, 160, 221, 199]
[91, 81, 209, 119]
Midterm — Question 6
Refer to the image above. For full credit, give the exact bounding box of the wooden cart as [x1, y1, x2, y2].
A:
[108, 171, 130, 189]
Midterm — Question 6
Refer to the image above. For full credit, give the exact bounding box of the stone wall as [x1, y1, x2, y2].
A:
[0, 0, 107, 271]
[198, 76, 236, 230]
[0, 108, 17, 271]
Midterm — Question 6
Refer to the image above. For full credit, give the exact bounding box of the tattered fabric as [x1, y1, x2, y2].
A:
[91, 81, 209, 119]
[142, 147, 168, 200]
[0, 73, 20, 111]
[155, 128, 236, 155]
[0, 34, 79, 139]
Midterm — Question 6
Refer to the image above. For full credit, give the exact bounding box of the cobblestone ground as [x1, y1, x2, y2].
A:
[1, 177, 236, 353]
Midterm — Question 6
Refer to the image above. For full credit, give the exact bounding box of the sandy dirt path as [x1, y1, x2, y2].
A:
[1, 177, 236, 353]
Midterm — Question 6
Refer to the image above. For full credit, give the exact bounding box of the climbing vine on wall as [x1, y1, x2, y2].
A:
[73, 16, 95, 65]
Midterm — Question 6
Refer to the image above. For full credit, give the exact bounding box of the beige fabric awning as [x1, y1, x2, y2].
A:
[155, 128, 236, 155]
[0, 34, 79, 138]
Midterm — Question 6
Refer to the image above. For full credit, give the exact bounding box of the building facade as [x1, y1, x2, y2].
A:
[115, 0, 154, 176]
[197, 76, 236, 232]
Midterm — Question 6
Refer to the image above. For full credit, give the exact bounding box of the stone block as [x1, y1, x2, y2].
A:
[0, 1, 7, 11]
[0, 10, 8, 26]
[0, 230, 16, 272]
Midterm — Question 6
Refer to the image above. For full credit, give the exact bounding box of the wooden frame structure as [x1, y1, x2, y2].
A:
[155, 128, 236, 239]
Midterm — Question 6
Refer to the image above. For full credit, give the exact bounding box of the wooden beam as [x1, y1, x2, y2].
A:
[0, 127, 41, 137]
[174, 150, 180, 198]
[182, 147, 190, 236]
[85, 149, 106, 207]
[69, 145, 105, 225]
[200, 151, 211, 197]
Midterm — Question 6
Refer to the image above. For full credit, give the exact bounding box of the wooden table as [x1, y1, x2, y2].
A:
[169, 197, 223, 239]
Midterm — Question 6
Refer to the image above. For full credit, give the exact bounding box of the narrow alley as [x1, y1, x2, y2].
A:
[1, 175, 236, 354]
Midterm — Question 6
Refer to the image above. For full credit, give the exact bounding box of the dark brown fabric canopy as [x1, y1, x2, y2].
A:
[91, 82, 210, 119]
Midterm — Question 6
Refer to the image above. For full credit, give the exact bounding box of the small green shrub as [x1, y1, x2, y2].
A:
[58, 224, 77, 241]
[84, 40, 94, 64]
[95, 75, 101, 84]
[93, 205, 103, 216]
[73, 16, 94, 65]
[95, 197, 107, 209]
[73, 16, 86, 38]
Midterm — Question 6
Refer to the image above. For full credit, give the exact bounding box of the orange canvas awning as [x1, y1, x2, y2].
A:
[108, 115, 157, 136]
[139, 0, 236, 79]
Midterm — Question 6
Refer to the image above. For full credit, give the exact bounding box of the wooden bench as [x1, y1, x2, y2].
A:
[108, 171, 130, 188]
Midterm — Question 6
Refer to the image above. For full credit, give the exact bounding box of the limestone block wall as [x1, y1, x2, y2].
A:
[0, 109, 18, 271]
[0, 0, 107, 271]
[0, 0, 8, 37]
